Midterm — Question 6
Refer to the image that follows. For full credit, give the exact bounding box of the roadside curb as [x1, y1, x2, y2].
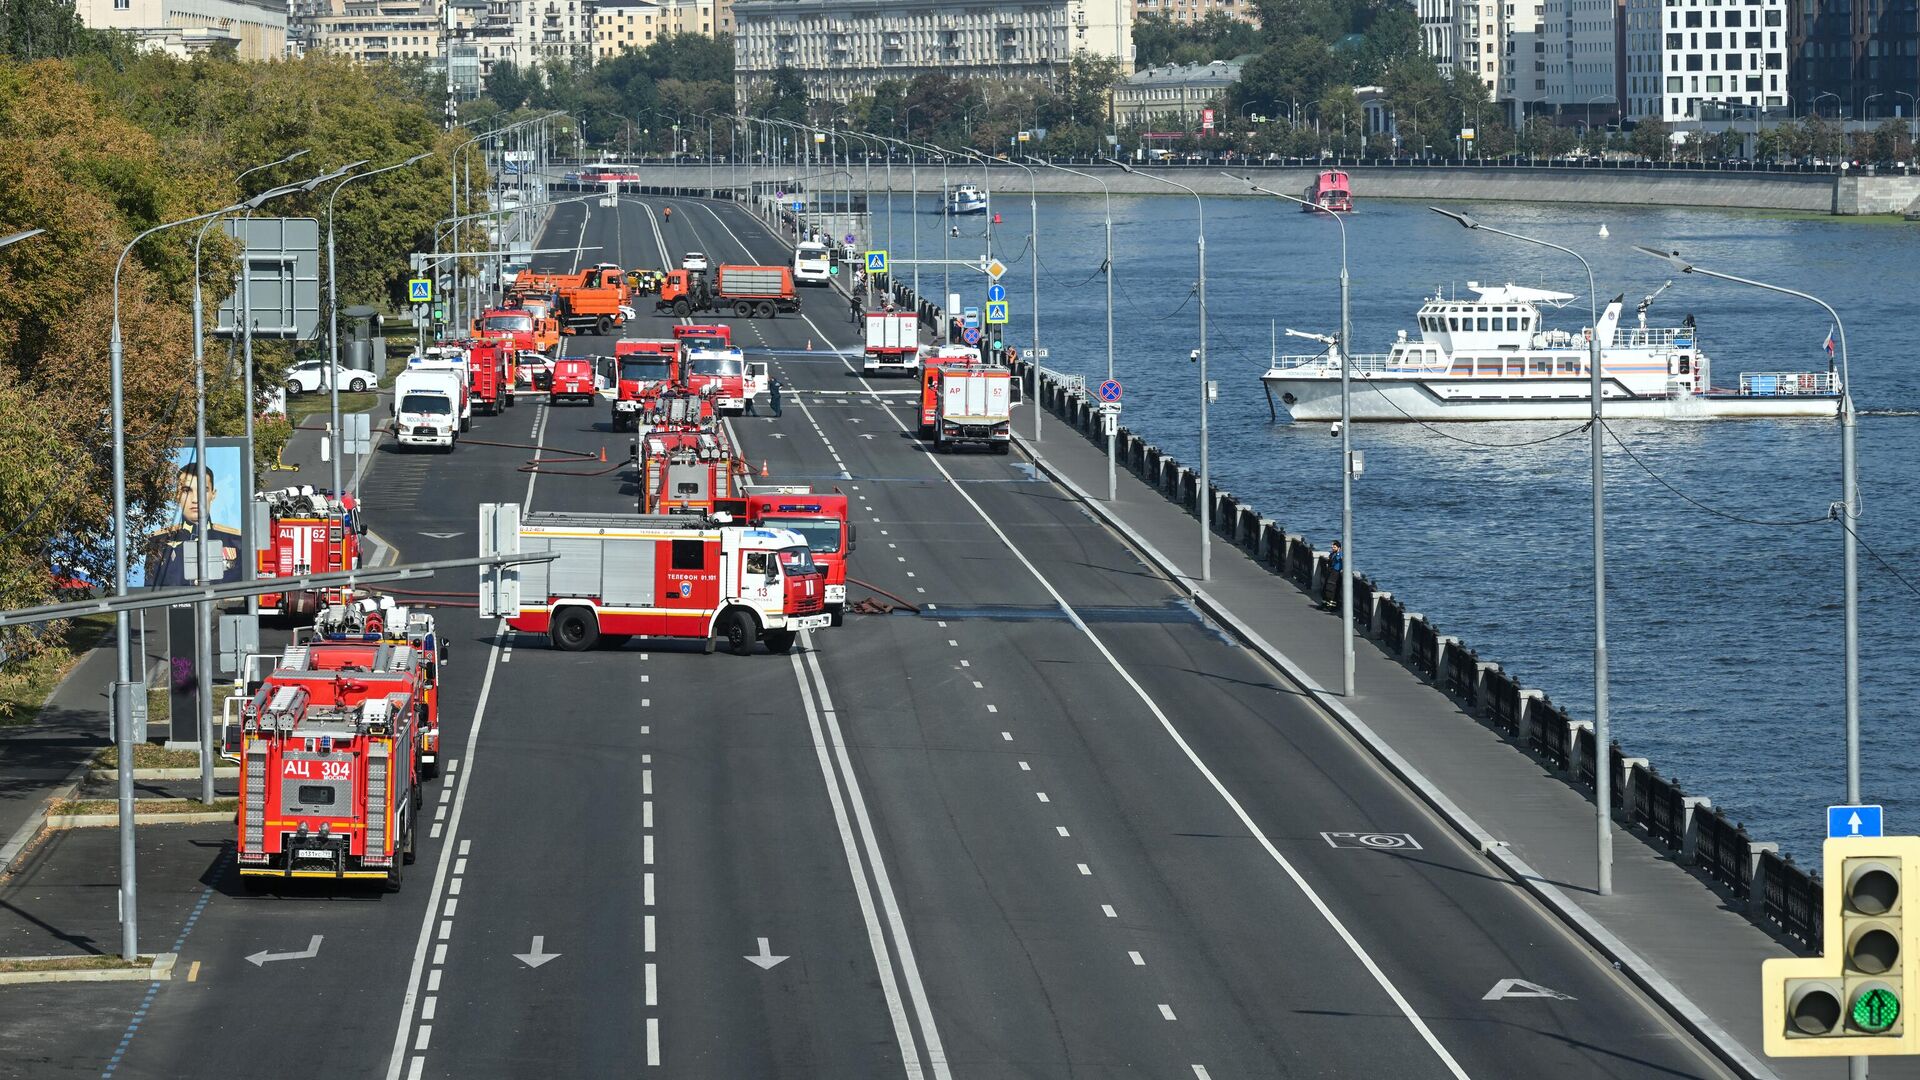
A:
[0, 759, 92, 879]
[0, 952, 176, 986]
[45, 811, 232, 831]
[1011, 431, 1780, 1080]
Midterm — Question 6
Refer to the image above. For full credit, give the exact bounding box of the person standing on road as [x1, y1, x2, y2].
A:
[1324, 540, 1344, 611]
[769, 377, 784, 418]
[848, 290, 862, 325]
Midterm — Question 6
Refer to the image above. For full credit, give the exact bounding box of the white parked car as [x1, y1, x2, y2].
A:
[285, 360, 377, 395]
[682, 251, 709, 272]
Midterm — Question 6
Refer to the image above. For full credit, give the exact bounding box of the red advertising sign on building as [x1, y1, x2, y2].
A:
[1201, 108, 1215, 132]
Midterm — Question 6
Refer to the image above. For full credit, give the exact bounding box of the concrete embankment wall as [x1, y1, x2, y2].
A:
[577, 162, 1920, 214]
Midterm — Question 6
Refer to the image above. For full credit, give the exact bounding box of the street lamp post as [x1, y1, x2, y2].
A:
[1242, 176, 1354, 697]
[1634, 247, 1858, 792]
[1031, 157, 1115, 498]
[1435, 206, 1610, 895]
[1109, 158, 1209, 581]
[110, 196, 279, 959]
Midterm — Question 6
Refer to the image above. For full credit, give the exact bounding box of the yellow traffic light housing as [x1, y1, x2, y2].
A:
[1765, 836, 1920, 1056]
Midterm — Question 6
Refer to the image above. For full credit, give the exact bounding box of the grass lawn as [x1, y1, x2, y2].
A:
[0, 614, 113, 728]
[0, 955, 152, 973]
[91, 744, 205, 770]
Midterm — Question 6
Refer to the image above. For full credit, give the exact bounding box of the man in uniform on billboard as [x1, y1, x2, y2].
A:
[144, 458, 244, 587]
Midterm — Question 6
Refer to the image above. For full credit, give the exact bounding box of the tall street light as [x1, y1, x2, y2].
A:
[109, 192, 285, 958]
[327, 153, 432, 494]
[1242, 176, 1355, 697]
[1031, 157, 1116, 499]
[1433, 206, 1611, 895]
[1108, 158, 1210, 581]
[1004, 155, 1042, 442]
[1634, 246, 1859, 804]
[874, 133, 926, 304]
[0, 228, 48, 249]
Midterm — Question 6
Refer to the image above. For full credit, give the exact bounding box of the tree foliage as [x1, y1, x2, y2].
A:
[1133, 12, 1262, 67]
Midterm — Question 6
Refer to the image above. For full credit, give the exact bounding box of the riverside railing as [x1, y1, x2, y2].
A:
[1016, 357, 1828, 954]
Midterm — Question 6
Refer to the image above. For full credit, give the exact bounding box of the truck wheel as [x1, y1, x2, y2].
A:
[506, 392, 517, 409]
[597, 315, 614, 336]
[764, 629, 797, 654]
[403, 818, 417, 865]
[674, 300, 691, 317]
[734, 301, 753, 318]
[460, 414, 471, 433]
[756, 302, 776, 320]
[724, 609, 757, 656]
[550, 607, 600, 652]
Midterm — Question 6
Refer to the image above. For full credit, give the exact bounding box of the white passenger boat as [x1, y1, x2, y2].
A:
[946, 184, 988, 215]
[1261, 283, 1841, 422]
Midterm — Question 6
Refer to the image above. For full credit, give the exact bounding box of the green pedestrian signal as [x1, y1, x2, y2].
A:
[432, 306, 446, 321]
[1855, 987, 1902, 1034]
[992, 339, 1003, 350]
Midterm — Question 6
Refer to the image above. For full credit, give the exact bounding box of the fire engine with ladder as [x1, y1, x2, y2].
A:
[253, 486, 365, 621]
[234, 594, 445, 889]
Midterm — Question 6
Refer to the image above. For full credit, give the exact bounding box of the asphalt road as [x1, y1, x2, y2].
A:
[0, 192, 1738, 1080]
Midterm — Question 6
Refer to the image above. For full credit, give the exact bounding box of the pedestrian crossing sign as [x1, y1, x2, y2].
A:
[866, 250, 888, 274]
[408, 277, 433, 303]
[985, 300, 1009, 324]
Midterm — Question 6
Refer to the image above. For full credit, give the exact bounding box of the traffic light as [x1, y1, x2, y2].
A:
[1764, 836, 1920, 1056]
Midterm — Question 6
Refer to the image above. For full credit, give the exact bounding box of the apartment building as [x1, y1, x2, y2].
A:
[307, 0, 455, 62]
[1540, 0, 1620, 120]
[1132, 0, 1255, 23]
[1790, 0, 1920, 119]
[75, 0, 287, 58]
[1622, 0, 1787, 120]
[1418, 0, 1454, 65]
[733, 0, 1133, 104]
[1454, 0, 1546, 122]
[593, 0, 734, 58]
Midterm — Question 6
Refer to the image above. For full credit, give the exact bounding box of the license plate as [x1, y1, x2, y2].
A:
[297, 849, 333, 861]
[794, 614, 831, 631]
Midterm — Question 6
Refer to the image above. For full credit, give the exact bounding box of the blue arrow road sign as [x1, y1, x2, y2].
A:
[963, 326, 981, 346]
[985, 300, 1009, 325]
[987, 283, 1007, 303]
[1098, 379, 1123, 402]
[1829, 804, 1884, 838]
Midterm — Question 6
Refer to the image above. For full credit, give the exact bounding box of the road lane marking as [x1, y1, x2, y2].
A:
[1103, 905, 1118, 918]
[791, 647, 944, 1080]
[1057, 827, 1070, 837]
[1019, 761, 1030, 771]
[1078, 863, 1092, 876]
[382, 398, 551, 1080]
[1130, 951, 1145, 966]
[647, 1019, 660, 1067]
[186, 961, 200, 982]
[1036, 792, 1049, 803]
[1159, 1004, 1177, 1021]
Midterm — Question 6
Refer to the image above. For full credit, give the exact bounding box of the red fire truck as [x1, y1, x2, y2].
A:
[613, 339, 678, 431]
[233, 654, 429, 889]
[932, 365, 1013, 453]
[467, 340, 518, 415]
[671, 323, 731, 353]
[254, 487, 365, 621]
[471, 307, 539, 354]
[917, 346, 981, 437]
[297, 594, 447, 775]
[746, 489, 852, 623]
[638, 429, 748, 515]
[486, 509, 830, 655]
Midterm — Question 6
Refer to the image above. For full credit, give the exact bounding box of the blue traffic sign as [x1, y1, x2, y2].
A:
[987, 283, 1007, 303]
[866, 250, 888, 274]
[962, 307, 981, 329]
[844, 233, 856, 244]
[963, 326, 981, 346]
[1830, 804, 1884, 838]
[408, 277, 433, 303]
[1098, 379, 1123, 402]
[984, 300, 1009, 325]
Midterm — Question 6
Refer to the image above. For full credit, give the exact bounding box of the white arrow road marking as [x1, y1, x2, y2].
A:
[859, 433, 876, 440]
[247, 934, 323, 967]
[744, 937, 789, 970]
[767, 433, 788, 439]
[1482, 978, 1575, 1001]
[420, 531, 465, 539]
[514, 936, 561, 969]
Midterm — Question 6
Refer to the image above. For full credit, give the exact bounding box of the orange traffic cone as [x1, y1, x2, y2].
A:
[807, 339, 813, 350]
[599, 447, 607, 463]
[760, 460, 770, 478]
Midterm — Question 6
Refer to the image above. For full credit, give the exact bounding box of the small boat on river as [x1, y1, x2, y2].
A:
[1261, 282, 1841, 421]
[1304, 170, 1353, 213]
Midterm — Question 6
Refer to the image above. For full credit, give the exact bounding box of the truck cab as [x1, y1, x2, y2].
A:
[746, 490, 852, 622]
[549, 358, 597, 405]
[613, 339, 679, 430]
[472, 308, 538, 354]
[682, 346, 749, 415]
[394, 366, 465, 450]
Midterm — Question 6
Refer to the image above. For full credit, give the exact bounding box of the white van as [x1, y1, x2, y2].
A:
[393, 369, 464, 451]
[793, 241, 832, 286]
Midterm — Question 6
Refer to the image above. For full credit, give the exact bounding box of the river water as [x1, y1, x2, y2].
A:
[867, 186, 1920, 862]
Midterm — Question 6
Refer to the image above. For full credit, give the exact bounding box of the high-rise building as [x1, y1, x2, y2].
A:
[1455, 0, 1546, 122]
[307, 0, 456, 63]
[1417, 0, 1454, 66]
[1622, 0, 1787, 120]
[732, 0, 1133, 105]
[1540, 0, 1620, 122]
[1789, 0, 1920, 119]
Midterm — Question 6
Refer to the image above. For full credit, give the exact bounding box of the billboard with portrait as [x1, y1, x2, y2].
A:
[132, 438, 249, 589]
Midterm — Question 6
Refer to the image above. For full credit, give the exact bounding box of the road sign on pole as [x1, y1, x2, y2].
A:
[985, 258, 1008, 280]
[987, 283, 1007, 303]
[408, 277, 433, 303]
[1830, 804, 1885, 838]
[962, 307, 981, 329]
[963, 326, 981, 346]
[843, 233, 856, 245]
[1098, 379, 1123, 402]
[985, 300, 1009, 324]
[866, 250, 888, 274]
